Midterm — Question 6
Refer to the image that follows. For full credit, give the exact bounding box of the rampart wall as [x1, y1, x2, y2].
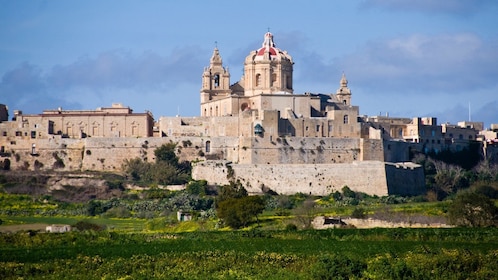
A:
[2, 135, 385, 171]
[192, 160, 425, 196]
[1, 134, 423, 196]
[2, 136, 212, 172]
[241, 137, 368, 164]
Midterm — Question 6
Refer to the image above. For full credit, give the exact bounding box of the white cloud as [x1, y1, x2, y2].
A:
[336, 33, 498, 93]
[0, 47, 206, 116]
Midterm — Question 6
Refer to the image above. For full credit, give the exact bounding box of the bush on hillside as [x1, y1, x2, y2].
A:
[447, 191, 498, 227]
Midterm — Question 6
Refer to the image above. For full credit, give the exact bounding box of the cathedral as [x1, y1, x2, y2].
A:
[195, 32, 361, 140]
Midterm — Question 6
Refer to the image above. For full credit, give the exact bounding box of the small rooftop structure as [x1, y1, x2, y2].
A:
[46, 224, 71, 233]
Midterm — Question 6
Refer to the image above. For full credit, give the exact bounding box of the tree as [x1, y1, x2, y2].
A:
[293, 198, 316, 229]
[432, 160, 469, 199]
[122, 143, 191, 185]
[217, 196, 265, 229]
[216, 180, 247, 206]
[154, 143, 178, 166]
[123, 158, 151, 181]
[146, 161, 178, 185]
[186, 180, 208, 196]
[448, 191, 498, 227]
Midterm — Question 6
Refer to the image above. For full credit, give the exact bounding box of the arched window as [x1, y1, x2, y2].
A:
[256, 74, 261, 86]
[343, 115, 349, 124]
[213, 74, 220, 87]
[254, 124, 264, 136]
[205, 141, 211, 153]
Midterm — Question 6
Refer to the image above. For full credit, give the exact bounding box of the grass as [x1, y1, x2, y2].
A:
[0, 216, 148, 232]
[1, 228, 497, 279]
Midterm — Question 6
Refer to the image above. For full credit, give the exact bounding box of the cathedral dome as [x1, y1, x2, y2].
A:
[256, 32, 278, 56]
[249, 32, 292, 62]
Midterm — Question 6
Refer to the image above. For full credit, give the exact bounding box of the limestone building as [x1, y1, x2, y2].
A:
[0, 103, 153, 140]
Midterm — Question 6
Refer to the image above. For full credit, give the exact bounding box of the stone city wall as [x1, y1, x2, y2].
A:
[242, 136, 366, 164]
[1, 135, 387, 173]
[2, 136, 212, 172]
[192, 160, 423, 196]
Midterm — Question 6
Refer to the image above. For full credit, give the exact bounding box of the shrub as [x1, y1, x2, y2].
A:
[311, 254, 366, 280]
[342, 186, 356, 198]
[186, 180, 207, 196]
[448, 191, 498, 227]
[103, 206, 131, 218]
[73, 221, 105, 231]
[351, 207, 367, 219]
[285, 223, 298, 231]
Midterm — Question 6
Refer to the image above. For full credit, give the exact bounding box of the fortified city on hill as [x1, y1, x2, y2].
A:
[1, 32, 497, 196]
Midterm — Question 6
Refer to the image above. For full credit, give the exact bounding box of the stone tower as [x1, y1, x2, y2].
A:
[242, 32, 294, 96]
[335, 73, 352, 105]
[200, 47, 231, 104]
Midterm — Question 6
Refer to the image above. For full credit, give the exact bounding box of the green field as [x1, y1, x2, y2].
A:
[1, 228, 497, 279]
[1, 170, 497, 279]
[0, 216, 148, 232]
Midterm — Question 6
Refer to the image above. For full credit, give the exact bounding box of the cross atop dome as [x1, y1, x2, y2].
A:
[257, 32, 277, 56]
[263, 32, 275, 48]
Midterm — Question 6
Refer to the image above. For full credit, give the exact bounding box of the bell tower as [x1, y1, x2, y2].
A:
[200, 47, 231, 104]
[335, 73, 352, 105]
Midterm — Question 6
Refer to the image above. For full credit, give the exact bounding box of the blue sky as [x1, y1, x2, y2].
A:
[1, 0, 497, 127]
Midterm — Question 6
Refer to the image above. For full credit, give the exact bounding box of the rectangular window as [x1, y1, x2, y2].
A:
[316, 125, 320, 132]
[31, 131, 36, 139]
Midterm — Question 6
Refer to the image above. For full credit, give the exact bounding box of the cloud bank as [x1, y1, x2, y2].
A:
[1, 47, 205, 116]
